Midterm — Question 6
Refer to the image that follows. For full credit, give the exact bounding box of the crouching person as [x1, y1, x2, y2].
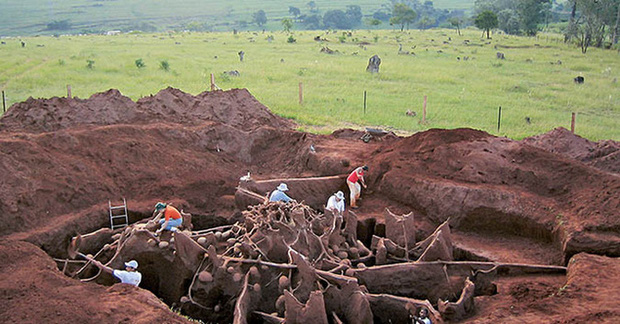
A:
[153, 202, 183, 235]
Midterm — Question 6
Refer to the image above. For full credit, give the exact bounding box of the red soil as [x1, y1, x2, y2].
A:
[0, 88, 618, 323]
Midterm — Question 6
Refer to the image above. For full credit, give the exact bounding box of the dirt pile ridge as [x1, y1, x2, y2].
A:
[0, 87, 294, 133]
[523, 127, 620, 174]
[0, 88, 618, 323]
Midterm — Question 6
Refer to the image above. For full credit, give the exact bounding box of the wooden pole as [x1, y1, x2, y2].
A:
[497, 106, 502, 131]
[2, 91, 5, 113]
[363, 90, 367, 114]
[298, 82, 303, 104]
[422, 95, 427, 122]
[67, 84, 72, 98]
[571, 112, 576, 133]
[210, 73, 215, 91]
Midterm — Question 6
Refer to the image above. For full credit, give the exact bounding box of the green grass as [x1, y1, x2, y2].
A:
[0, 0, 474, 37]
[0, 28, 618, 141]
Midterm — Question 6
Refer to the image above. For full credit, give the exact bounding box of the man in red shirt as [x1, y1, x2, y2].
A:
[347, 165, 368, 209]
[153, 202, 183, 235]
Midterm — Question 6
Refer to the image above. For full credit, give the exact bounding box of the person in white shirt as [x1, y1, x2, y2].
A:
[326, 191, 346, 216]
[90, 259, 142, 286]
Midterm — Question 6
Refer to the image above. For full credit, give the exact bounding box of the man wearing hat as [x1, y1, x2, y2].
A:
[153, 202, 183, 235]
[269, 183, 294, 203]
[90, 259, 142, 286]
[326, 191, 345, 216]
[347, 165, 368, 209]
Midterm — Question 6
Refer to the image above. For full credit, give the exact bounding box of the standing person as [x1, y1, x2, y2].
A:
[347, 165, 368, 209]
[153, 202, 183, 235]
[269, 183, 294, 203]
[90, 259, 142, 286]
[325, 191, 345, 216]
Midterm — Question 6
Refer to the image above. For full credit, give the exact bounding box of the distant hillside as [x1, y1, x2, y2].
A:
[0, 0, 474, 37]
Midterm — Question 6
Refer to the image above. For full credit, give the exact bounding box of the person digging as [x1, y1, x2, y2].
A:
[325, 190, 345, 216]
[152, 202, 183, 236]
[346, 165, 368, 209]
[90, 259, 142, 287]
[269, 183, 295, 203]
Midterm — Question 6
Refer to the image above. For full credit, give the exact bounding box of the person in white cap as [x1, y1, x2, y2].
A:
[90, 259, 142, 286]
[269, 183, 294, 203]
[325, 191, 345, 216]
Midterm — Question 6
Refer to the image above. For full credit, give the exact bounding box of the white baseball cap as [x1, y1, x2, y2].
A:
[125, 260, 138, 269]
[277, 183, 289, 191]
[335, 191, 344, 200]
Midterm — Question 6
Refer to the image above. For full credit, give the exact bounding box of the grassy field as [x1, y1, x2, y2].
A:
[0, 0, 474, 37]
[0, 28, 618, 141]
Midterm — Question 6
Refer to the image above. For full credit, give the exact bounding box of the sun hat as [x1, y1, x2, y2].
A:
[125, 260, 138, 269]
[336, 191, 344, 200]
[277, 183, 289, 191]
[154, 202, 167, 210]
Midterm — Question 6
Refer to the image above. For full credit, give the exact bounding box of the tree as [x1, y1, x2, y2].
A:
[307, 1, 318, 13]
[289, 6, 301, 18]
[300, 14, 321, 29]
[373, 10, 391, 22]
[475, 10, 498, 38]
[346, 5, 363, 26]
[323, 10, 351, 29]
[448, 17, 463, 35]
[418, 16, 435, 29]
[390, 3, 417, 31]
[497, 9, 520, 35]
[281, 18, 293, 33]
[517, 0, 545, 36]
[252, 10, 267, 27]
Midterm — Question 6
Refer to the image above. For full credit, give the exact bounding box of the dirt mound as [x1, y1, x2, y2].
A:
[0, 240, 189, 324]
[368, 127, 619, 260]
[0, 88, 294, 133]
[523, 127, 620, 174]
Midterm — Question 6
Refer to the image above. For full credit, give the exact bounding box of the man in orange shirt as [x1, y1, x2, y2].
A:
[347, 165, 368, 209]
[153, 202, 183, 235]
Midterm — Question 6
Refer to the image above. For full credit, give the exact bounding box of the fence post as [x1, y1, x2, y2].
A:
[210, 73, 215, 91]
[67, 84, 72, 98]
[571, 112, 576, 133]
[497, 106, 502, 131]
[423, 95, 427, 122]
[363, 90, 367, 114]
[2, 90, 5, 113]
[299, 82, 303, 104]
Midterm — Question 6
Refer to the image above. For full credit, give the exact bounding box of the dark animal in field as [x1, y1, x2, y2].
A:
[366, 55, 381, 73]
[496, 52, 505, 59]
[238, 51, 245, 62]
[224, 70, 240, 77]
[525, 117, 531, 124]
[406, 110, 417, 117]
[574, 76, 584, 84]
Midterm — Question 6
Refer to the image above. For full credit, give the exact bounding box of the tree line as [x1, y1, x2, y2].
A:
[473, 0, 620, 52]
[250, 1, 465, 31]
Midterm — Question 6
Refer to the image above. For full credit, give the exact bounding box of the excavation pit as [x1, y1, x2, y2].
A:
[0, 88, 618, 323]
